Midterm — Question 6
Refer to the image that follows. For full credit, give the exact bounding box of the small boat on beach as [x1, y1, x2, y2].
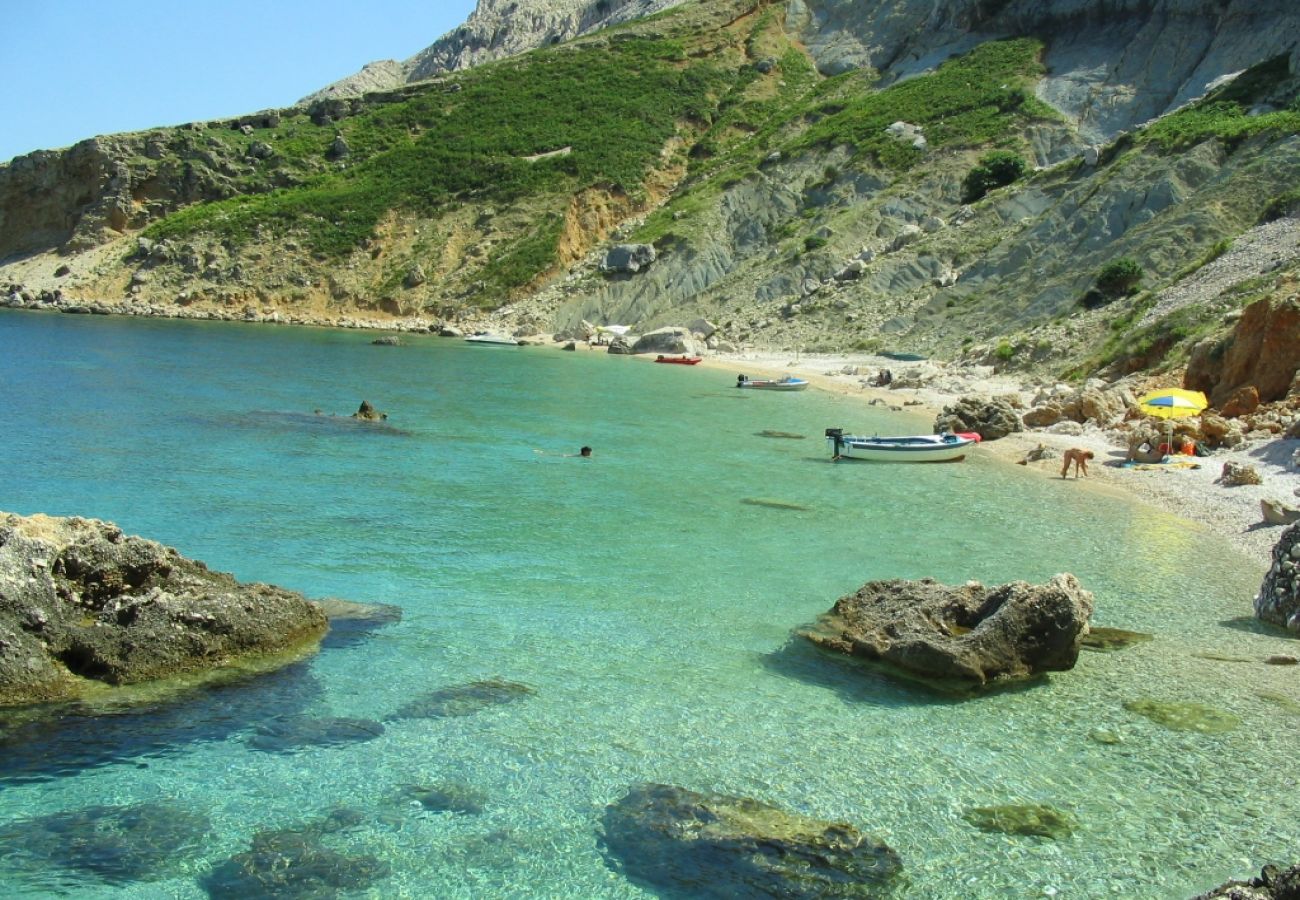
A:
[736, 375, 809, 391]
[826, 428, 980, 462]
[655, 355, 702, 365]
[465, 333, 520, 346]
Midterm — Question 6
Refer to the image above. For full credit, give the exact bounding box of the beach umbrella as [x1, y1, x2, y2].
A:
[1137, 388, 1208, 450]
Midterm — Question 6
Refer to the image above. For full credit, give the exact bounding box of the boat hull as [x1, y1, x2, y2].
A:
[655, 356, 702, 365]
[737, 379, 808, 391]
[465, 334, 519, 346]
[828, 432, 976, 462]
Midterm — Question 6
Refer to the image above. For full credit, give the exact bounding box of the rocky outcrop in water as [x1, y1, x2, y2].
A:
[601, 783, 904, 897]
[1192, 862, 1300, 899]
[0, 512, 328, 706]
[799, 574, 1094, 689]
[1256, 523, 1300, 632]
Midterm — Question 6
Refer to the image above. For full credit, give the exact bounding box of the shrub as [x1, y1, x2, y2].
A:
[961, 150, 1028, 202]
[804, 235, 828, 252]
[1096, 257, 1143, 298]
[994, 340, 1015, 361]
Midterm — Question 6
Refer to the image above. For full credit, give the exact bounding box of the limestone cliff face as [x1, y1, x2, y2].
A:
[304, 0, 691, 102]
[789, 0, 1300, 140]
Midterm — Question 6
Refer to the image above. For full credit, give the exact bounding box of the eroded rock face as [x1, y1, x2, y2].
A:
[0, 512, 328, 706]
[1256, 522, 1300, 632]
[601, 783, 904, 898]
[1187, 295, 1300, 407]
[789, 0, 1300, 141]
[800, 574, 1094, 689]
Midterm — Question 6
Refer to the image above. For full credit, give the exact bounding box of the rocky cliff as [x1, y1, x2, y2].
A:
[304, 0, 691, 102]
[790, 0, 1300, 142]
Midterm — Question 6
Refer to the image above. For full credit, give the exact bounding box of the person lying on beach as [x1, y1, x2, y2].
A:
[1060, 448, 1094, 478]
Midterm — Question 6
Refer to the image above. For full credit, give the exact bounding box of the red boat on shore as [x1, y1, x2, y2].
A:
[654, 355, 702, 365]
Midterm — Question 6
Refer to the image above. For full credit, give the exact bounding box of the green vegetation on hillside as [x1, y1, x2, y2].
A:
[1142, 55, 1300, 151]
[796, 38, 1058, 167]
[149, 36, 738, 288]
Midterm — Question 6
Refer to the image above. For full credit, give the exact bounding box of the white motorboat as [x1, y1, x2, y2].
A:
[826, 428, 980, 462]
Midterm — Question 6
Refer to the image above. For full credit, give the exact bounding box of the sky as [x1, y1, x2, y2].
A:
[0, 0, 479, 163]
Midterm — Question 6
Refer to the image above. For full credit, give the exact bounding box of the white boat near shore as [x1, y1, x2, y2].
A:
[826, 428, 980, 462]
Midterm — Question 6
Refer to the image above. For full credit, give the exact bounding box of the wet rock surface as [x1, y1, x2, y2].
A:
[1257, 522, 1300, 632]
[0, 512, 328, 706]
[1193, 862, 1300, 899]
[602, 783, 904, 898]
[799, 574, 1094, 690]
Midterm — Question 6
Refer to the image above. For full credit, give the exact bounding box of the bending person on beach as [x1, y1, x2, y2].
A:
[1060, 448, 1094, 479]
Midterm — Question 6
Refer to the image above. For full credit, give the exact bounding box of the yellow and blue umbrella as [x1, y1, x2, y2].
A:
[1137, 388, 1208, 451]
[1136, 388, 1208, 419]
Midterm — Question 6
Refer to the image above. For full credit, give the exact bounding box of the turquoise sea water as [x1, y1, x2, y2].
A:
[1, 310, 1297, 898]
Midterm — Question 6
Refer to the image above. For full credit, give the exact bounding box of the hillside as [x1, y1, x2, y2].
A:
[2, 0, 1299, 389]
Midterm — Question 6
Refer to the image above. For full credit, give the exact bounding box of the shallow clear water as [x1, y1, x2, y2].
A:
[1, 311, 1297, 898]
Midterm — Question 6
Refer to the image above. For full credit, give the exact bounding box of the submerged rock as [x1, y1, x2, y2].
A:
[1123, 699, 1241, 733]
[1080, 626, 1153, 652]
[755, 430, 806, 440]
[963, 804, 1076, 840]
[248, 715, 385, 752]
[799, 574, 1094, 691]
[740, 497, 812, 512]
[0, 512, 328, 707]
[394, 780, 488, 815]
[201, 809, 387, 899]
[602, 783, 903, 898]
[390, 678, 535, 719]
[0, 801, 210, 885]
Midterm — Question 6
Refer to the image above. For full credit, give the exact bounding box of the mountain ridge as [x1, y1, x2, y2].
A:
[2, 0, 1298, 391]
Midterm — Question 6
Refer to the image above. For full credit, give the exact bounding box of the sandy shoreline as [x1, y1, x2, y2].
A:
[689, 346, 1297, 576]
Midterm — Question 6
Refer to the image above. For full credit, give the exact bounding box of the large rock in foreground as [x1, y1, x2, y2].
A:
[800, 574, 1094, 690]
[934, 396, 1022, 440]
[0, 512, 328, 706]
[1257, 523, 1300, 632]
[601, 783, 904, 898]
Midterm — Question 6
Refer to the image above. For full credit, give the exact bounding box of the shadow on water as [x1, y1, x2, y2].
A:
[761, 637, 1048, 706]
[0, 660, 322, 785]
[1219, 615, 1295, 638]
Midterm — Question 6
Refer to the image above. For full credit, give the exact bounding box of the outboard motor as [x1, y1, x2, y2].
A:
[825, 428, 845, 459]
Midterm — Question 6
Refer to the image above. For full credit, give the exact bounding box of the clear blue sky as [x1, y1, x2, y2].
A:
[0, 0, 478, 163]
